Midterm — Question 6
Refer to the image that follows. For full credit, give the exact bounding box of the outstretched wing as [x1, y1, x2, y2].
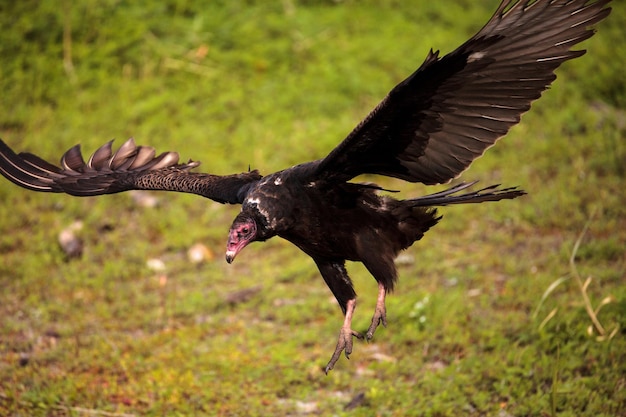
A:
[313, 0, 611, 185]
[0, 138, 261, 204]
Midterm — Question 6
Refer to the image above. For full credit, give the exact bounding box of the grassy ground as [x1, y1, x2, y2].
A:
[1, 1, 625, 416]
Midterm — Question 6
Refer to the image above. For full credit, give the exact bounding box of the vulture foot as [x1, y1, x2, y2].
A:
[366, 282, 388, 340]
[324, 298, 363, 373]
[324, 326, 364, 374]
[366, 304, 387, 340]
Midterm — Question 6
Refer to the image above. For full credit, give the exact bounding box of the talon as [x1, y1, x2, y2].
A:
[325, 326, 362, 373]
[366, 306, 387, 340]
[366, 283, 388, 340]
[325, 298, 365, 374]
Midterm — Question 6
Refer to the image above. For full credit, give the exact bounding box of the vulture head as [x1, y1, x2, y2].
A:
[225, 205, 274, 263]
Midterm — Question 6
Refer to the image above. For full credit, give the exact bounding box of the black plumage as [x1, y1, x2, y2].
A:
[0, 0, 611, 372]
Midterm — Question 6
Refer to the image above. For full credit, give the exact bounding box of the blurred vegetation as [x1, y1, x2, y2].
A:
[1, 0, 625, 416]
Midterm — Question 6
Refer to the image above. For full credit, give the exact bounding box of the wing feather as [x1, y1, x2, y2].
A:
[61, 145, 88, 173]
[88, 141, 114, 170]
[0, 138, 261, 204]
[313, 0, 611, 185]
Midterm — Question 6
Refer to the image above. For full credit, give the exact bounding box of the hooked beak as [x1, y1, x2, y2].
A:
[225, 250, 236, 264]
[225, 218, 257, 264]
[225, 233, 249, 264]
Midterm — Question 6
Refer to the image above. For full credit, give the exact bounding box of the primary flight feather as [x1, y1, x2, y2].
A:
[0, 0, 611, 372]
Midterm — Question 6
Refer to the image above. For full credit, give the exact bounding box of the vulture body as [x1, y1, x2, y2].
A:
[0, 0, 611, 372]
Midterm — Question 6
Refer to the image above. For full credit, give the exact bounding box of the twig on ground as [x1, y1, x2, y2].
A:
[536, 210, 619, 340]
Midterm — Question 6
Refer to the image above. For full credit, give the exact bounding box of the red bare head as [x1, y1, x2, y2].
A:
[225, 217, 257, 264]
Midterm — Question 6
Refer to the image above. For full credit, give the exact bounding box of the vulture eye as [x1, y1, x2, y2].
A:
[242, 227, 249, 234]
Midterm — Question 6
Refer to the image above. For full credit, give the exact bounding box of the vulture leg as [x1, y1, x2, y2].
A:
[325, 298, 364, 374]
[366, 281, 388, 340]
[359, 252, 396, 341]
[313, 258, 364, 373]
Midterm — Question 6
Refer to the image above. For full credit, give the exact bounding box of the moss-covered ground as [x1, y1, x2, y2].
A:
[1, 1, 625, 416]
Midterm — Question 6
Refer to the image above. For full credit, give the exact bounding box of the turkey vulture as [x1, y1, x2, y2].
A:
[0, 0, 611, 373]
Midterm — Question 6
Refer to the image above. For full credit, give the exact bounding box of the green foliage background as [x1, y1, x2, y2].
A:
[1, 1, 624, 416]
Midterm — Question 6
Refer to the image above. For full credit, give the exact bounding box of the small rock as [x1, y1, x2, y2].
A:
[146, 258, 166, 272]
[294, 401, 318, 414]
[395, 253, 415, 265]
[129, 190, 159, 208]
[225, 285, 262, 306]
[425, 359, 447, 371]
[187, 243, 214, 264]
[467, 288, 482, 297]
[18, 353, 29, 367]
[58, 221, 84, 258]
[369, 352, 397, 363]
[344, 392, 367, 411]
[498, 408, 515, 417]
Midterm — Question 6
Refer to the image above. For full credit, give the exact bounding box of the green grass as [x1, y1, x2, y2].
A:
[1, 1, 625, 416]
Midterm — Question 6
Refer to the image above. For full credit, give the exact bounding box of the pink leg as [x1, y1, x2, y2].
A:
[366, 282, 388, 340]
[324, 298, 364, 373]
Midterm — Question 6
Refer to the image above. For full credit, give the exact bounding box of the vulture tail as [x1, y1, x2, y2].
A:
[409, 181, 525, 207]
